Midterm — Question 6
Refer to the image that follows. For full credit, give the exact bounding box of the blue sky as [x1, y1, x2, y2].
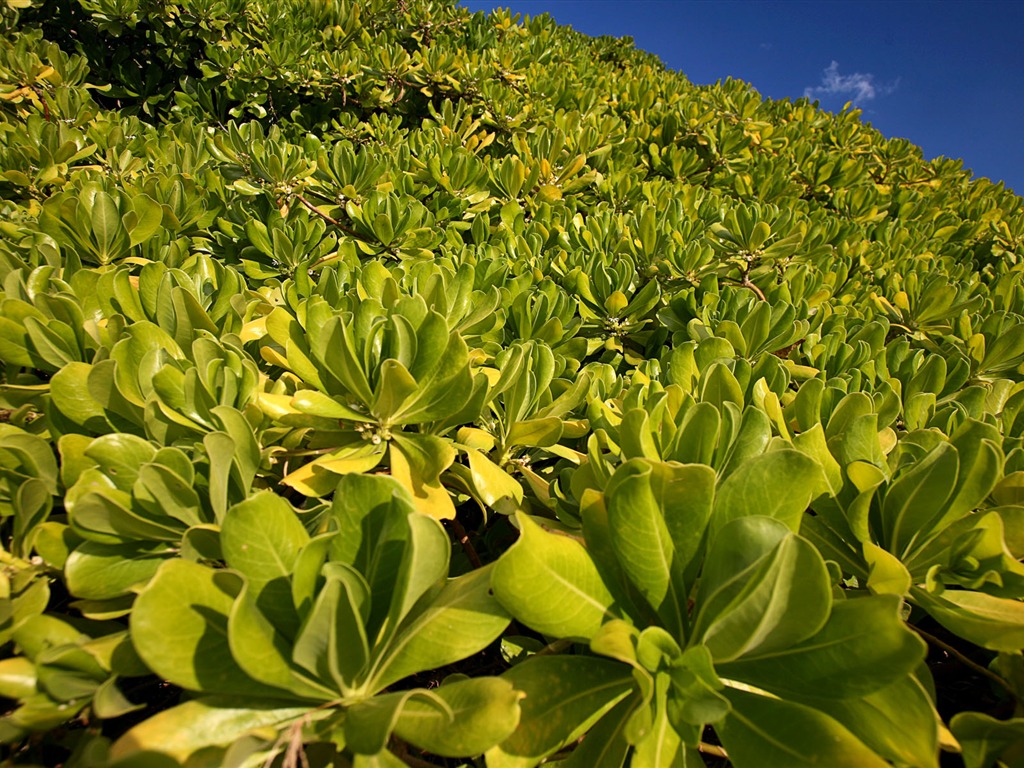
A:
[461, 1, 1024, 196]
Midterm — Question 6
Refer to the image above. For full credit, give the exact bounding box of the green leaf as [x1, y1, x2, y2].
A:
[555, 693, 637, 768]
[221, 492, 308, 635]
[381, 511, 451, 643]
[84, 434, 155, 492]
[315, 316, 374, 406]
[291, 389, 370, 422]
[507, 417, 563, 448]
[487, 655, 634, 768]
[633, 673, 685, 768]
[911, 587, 1024, 652]
[369, 565, 510, 691]
[92, 676, 145, 719]
[791, 423, 843, 496]
[291, 532, 335, 618]
[244, 219, 274, 258]
[711, 449, 826, 538]
[353, 752, 408, 768]
[700, 362, 744, 410]
[227, 579, 333, 701]
[392, 677, 523, 758]
[345, 689, 429, 756]
[127, 194, 163, 247]
[50, 363, 111, 431]
[372, 360, 418, 422]
[717, 688, 889, 768]
[604, 460, 714, 640]
[133, 463, 202, 529]
[952, 711, 1024, 768]
[491, 512, 617, 642]
[666, 645, 730, 730]
[695, 518, 831, 663]
[64, 541, 167, 600]
[864, 541, 911, 596]
[885, 442, 960, 557]
[130, 559, 286, 698]
[108, 696, 310, 765]
[802, 676, 940, 768]
[945, 421, 1004, 523]
[0, 658, 37, 700]
[291, 564, 370, 695]
[330, 474, 425, 641]
[91, 191, 121, 263]
[719, 595, 925, 697]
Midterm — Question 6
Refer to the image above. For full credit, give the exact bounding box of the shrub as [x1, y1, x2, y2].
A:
[1, 1, 1024, 766]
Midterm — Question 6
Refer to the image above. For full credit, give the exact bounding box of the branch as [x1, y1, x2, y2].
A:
[913, 625, 1016, 699]
[535, 637, 574, 657]
[294, 194, 361, 239]
[445, 516, 483, 569]
[698, 742, 728, 759]
[741, 275, 766, 302]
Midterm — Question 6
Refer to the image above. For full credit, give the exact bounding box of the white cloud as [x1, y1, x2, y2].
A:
[804, 61, 897, 103]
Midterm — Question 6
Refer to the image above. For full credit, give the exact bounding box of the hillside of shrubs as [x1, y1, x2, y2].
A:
[2, 0, 1024, 765]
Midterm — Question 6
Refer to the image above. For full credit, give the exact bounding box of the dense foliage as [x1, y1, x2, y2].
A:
[2, 0, 1024, 765]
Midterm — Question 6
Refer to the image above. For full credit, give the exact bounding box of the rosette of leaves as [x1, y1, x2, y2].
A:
[48, 317, 259, 443]
[118, 476, 520, 767]
[0, 265, 100, 375]
[89, 257, 251, 345]
[411, 144, 494, 223]
[706, 203, 804, 287]
[487, 456, 937, 768]
[882, 339, 983, 433]
[0, 114, 98, 201]
[59, 424, 259, 614]
[555, 371, 772, 523]
[806, 417, 1024, 653]
[0, 423, 57, 558]
[398, 260, 507, 348]
[342, 191, 442, 261]
[656, 335, 793, 416]
[504, 280, 588, 367]
[562, 256, 662, 362]
[313, 140, 390, 203]
[786, 315, 891, 391]
[237, 206, 339, 280]
[870, 270, 985, 344]
[961, 311, 1024, 382]
[37, 176, 165, 269]
[659, 287, 811, 361]
[594, 382, 780, 481]
[489, 128, 598, 209]
[0, 613, 149, 744]
[258, 294, 484, 518]
[452, 341, 592, 516]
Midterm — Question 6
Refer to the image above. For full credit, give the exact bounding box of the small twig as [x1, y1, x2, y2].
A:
[446, 517, 483, 569]
[741, 275, 766, 302]
[400, 757, 439, 768]
[913, 625, 1017, 698]
[295, 194, 362, 239]
[698, 742, 728, 759]
[534, 637, 574, 656]
[392, 740, 443, 768]
[273, 446, 344, 458]
[36, 87, 51, 122]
